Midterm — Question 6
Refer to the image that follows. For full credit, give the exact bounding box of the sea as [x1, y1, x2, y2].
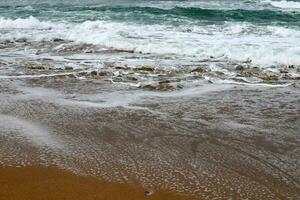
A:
[1, 1, 300, 199]
[0, 0, 299, 87]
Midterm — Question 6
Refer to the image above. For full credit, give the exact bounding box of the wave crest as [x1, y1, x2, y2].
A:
[263, 0, 300, 10]
[0, 16, 64, 29]
[0, 17, 300, 67]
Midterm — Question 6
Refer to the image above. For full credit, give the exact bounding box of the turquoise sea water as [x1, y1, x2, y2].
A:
[1, 0, 300, 25]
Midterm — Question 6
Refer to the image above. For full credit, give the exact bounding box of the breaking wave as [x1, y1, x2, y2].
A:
[263, 0, 300, 10]
[0, 16, 300, 67]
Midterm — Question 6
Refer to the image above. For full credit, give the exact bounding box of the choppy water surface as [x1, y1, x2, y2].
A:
[0, 0, 300, 199]
[0, 0, 300, 85]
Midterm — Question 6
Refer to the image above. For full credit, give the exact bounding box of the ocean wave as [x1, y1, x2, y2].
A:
[262, 0, 300, 10]
[2, 16, 299, 38]
[65, 20, 300, 66]
[58, 5, 300, 24]
[0, 16, 65, 29]
[0, 17, 300, 67]
[2, 4, 299, 25]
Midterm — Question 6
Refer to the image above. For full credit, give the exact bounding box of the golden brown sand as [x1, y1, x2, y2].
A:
[0, 166, 201, 200]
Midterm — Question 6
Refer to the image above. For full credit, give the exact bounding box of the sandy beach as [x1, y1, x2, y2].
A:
[1, 1, 300, 199]
[0, 74, 299, 199]
[0, 165, 201, 200]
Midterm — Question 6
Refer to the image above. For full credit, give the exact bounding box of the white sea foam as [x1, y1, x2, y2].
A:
[266, 26, 300, 37]
[209, 79, 293, 87]
[262, 0, 300, 10]
[0, 16, 64, 29]
[0, 71, 89, 79]
[1, 17, 300, 67]
[0, 114, 64, 149]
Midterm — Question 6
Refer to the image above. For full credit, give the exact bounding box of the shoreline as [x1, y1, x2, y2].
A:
[0, 72, 299, 199]
[0, 165, 201, 200]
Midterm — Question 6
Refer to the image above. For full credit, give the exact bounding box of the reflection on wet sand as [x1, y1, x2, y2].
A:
[0, 72, 299, 199]
[0, 166, 200, 200]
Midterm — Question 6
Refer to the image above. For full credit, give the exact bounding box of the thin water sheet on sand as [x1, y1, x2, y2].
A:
[0, 75, 299, 199]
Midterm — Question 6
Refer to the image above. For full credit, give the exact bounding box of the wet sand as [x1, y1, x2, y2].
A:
[0, 165, 200, 200]
[0, 69, 299, 199]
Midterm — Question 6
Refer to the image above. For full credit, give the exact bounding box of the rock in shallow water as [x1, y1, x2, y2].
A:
[90, 71, 98, 76]
[235, 65, 245, 71]
[26, 64, 46, 70]
[190, 66, 206, 73]
[138, 82, 182, 91]
[134, 66, 155, 72]
[261, 75, 278, 81]
[98, 71, 111, 76]
[64, 66, 74, 71]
